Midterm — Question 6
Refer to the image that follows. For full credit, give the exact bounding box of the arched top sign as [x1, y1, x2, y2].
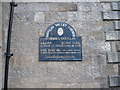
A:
[45, 22, 76, 38]
[39, 22, 82, 61]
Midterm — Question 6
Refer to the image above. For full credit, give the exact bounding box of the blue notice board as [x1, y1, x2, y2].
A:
[39, 22, 82, 61]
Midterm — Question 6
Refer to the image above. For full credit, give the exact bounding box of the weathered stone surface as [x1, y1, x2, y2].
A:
[116, 41, 120, 52]
[68, 11, 102, 21]
[45, 12, 68, 22]
[14, 12, 35, 23]
[102, 11, 120, 20]
[111, 2, 120, 11]
[2, 2, 119, 88]
[49, 3, 77, 11]
[102, 21, 114, 31]
[0, 0, 114, 2]
[0, 2, 2, 90]
[11, 22, 39, 56]
[8, 78, 22, 88]
[14, 3, 77, 13]
[34, 12, 45, 22]
[110, 41, 120, 52]
[105, 31, 120, 41]
[114, 21, 120, 30]
[101, 64, 118, 76]
[78, 2, 102, 12]
[101, 3, 111, 12]
[107, 52, 120, 63]
[78, 2, 111, 12]
[110, 42, 117, 52]
[109, 75, 120, 87]
[47, 83, 62, 88]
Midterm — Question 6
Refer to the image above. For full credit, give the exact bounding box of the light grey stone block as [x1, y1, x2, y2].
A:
[107, 52, 120, 63]
[111, 2, 120, 11]
[45, 12, 68, 22]
[105, 31, 120, 41]
[49, 3, 77, 11]
[14, 3, 77, 13]
[78, 2, 102, 12]
[34, 12, 45, 22]
[68, 11, 102, 21]
[102, 21, 114, 31]
[102, 11, 120, 20]
[110, 42, 117, 52]
[101, 3, 111, 12]
[109, 75, 120, 87]
[114, 21, 120, 30]
[110, 41, 120, 52]
[116, 41, 120, 52]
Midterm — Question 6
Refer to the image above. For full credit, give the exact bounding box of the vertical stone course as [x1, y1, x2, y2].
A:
[102, 1, 120, 87]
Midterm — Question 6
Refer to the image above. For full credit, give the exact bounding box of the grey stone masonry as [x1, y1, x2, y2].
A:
[107, 52, 120, 63]
[2, 2, 120, 88]
[109, 75, 120, 87]
[105, 31, 120, 41]
[111, 2, 120, 11]
[0, 2, 2, 90]
[116, 41, 120, 52]
[14, 3, 77, 13]
[114, 21, 120, 30]
[110, 41, 120, 52]
[102, 11, 120, 20]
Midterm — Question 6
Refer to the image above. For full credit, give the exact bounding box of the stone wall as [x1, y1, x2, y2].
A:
[0, 2, 2, 90]
[1, 1, 119, 88]
[102, 1, 120, 87]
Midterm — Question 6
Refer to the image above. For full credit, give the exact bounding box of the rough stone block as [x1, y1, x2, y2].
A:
[105, 31, 120, 41]
[78, 2, 102, 12]
[102, 21, 114, 31]
[68, 11, 101, 21]
[107, 52, 120, 63]
[14, 3, 77, 13]
[101, 64, 118, 77]
[49, 3, 77, 11]
[101, 3, 111, 12]
[114, 21, 120, 30]
[111, 2, 120, 11]
[102, 11, 120, 20]
[67, 12, 81, 21]
[109, 75, 120, 87]
[110, 42, 117, 52]
[14, 3, 50, 13]
[116, 41, 120, 52]
[111, 41, 120, 52]
[45, 12, 67, 22]
[34, 12, 45, 22]
[11, 22, 39, 56]
[8, 78, 22, 88]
